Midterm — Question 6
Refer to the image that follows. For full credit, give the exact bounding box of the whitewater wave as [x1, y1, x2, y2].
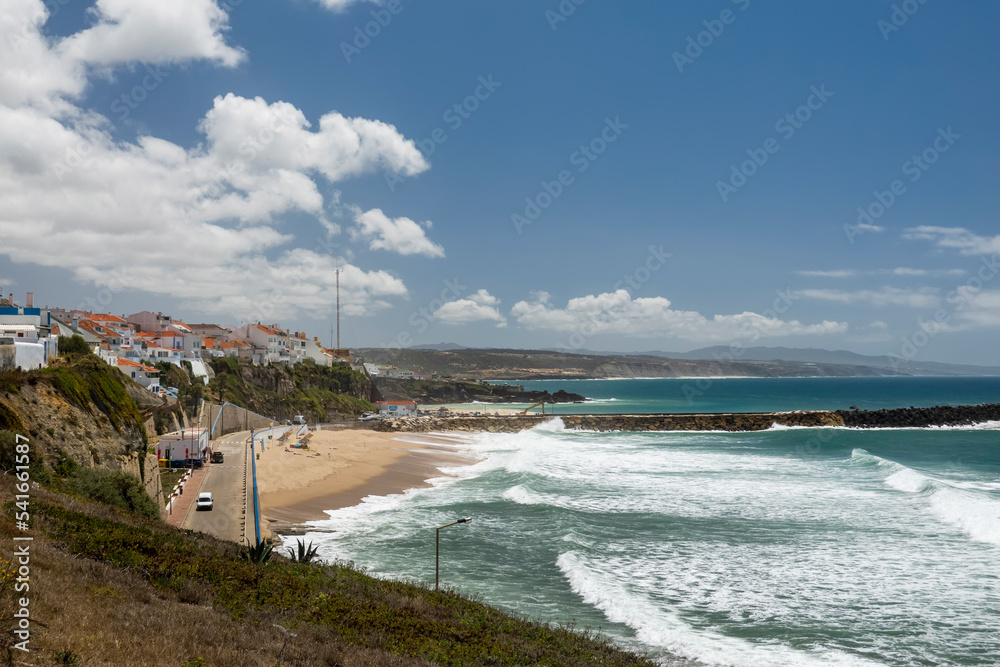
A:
[556, 551, 885, 667]
[851, 449, 1000, 548]
[532, 417, 567, 432]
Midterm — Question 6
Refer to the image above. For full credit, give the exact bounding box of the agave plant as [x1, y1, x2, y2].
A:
[242, 538, 273, 565]
[287, 539, 320, 564]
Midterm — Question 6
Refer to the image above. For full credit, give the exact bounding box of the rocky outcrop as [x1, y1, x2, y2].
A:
[836, 403, 1000, 428]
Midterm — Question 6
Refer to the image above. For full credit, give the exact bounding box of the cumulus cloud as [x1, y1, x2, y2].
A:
[796, 268, 965, 278]
[795, 287, 941, 309]
[510, 290, 846, 341]
[903, 226, 1000, 255]
[349, 207, 445, 258]
[0, 0, 430, 320]
[312, 0, 378, 11]
[434, 290, 506, 327]
[58, 0, 246, 67]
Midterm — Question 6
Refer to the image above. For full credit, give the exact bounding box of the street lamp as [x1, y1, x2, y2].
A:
[436, 517, 472, 591]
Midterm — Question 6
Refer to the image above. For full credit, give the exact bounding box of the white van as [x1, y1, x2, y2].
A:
[292, 415, 306, 425]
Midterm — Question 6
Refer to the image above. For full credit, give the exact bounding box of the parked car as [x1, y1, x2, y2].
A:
[211, 451, 224, 463]
[292, 415, 306, 425]
[196, 492, 213, 511]
[357, 412, 376, 422]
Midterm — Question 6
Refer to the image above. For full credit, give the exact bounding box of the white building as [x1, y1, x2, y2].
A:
[157, 428, 209, 462]
[374, 401, 418, 418]
[116, 359, 161, 391]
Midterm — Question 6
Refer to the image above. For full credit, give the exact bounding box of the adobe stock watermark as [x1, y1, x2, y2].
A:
[377, 277, 471, 354]
[6, 0, 73, 54]
[672, 0, 752, 74]
[246, 235, 346, 324]
[386, 75, 502, 192]
[844, 126, 959, 244]
[110, 64, 170, 121]
[546, 0, 587, 31]
[888, 254, 997, 368]
[681, 287, 799, 403]
[76, 268, 130, 313]
[511, 116, 628, 234]
[878, 0, 931, 41]
[197, 107, 302, 210]
[557, 244, 672, 351]
[716, 84, 833, 202]
[340, 0, 410, 63]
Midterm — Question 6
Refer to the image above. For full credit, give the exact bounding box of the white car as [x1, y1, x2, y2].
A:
[358, 412, 376, 422]
[196, 492, 214, 511]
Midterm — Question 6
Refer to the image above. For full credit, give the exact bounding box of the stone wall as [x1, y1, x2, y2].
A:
[202, 401, 275, 438]
[374, 411, 845, 433]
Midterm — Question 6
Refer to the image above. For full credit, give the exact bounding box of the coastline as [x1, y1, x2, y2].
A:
[256, 428, 477, 535]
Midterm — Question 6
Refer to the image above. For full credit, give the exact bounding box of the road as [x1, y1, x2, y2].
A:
[182, 429, 250, 543]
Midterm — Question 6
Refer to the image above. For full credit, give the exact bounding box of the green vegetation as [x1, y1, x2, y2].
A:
[61, 467, 160, 519]
[242, 538, 275, 565]
[10, 477, 654, 666]
[58, 334, 92, 357]
[38, 353, 146, 440]
[287, 538, 321, 564]
[208, 358, 375, 421]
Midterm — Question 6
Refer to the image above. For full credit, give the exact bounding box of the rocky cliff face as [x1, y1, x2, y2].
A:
[0, 358, 162, 508]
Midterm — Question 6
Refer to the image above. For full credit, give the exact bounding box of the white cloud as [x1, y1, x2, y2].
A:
[796, 270, 858, 278]
[0, 1, 431, 320]
[856, 223, 885, 233]
[434, 290, 506, 327]
[58, 0, 245, 67]
[796, 268, 965, 278]
[349, 207, 445, 258]
[312, 0, 378, 11]
[510, 290, 846, 341]
[795, 287, 941, 309]
[903, 226, 1000, 255]
[953, 288, 1000, 329]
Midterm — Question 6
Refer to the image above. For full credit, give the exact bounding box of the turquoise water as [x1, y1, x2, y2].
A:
[449, 376, 1000, 414]
[301, 378, 1000, 666]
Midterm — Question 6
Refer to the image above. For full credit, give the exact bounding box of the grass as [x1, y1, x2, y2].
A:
[0, 474, 656, 667]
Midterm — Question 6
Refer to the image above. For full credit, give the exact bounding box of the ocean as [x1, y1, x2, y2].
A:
[303, 377, 1000, 666]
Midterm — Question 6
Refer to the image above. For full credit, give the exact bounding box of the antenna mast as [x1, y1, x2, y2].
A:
[336, 268, 340, 350]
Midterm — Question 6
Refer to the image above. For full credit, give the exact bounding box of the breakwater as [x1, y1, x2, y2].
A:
[373, 403, 1000, 433]
[374, 410, 845, 433]
[836, 402, 1000, 428]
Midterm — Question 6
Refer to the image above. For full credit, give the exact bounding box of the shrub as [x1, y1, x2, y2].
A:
[63, 468, 159, 520]
[58, 335, 91, 358]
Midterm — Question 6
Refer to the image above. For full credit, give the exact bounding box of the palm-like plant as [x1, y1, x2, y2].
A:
[242, 538, 273, 565]
[287, 539, 320, 564]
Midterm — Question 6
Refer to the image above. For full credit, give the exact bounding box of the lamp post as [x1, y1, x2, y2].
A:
[436, 517, 472, 591]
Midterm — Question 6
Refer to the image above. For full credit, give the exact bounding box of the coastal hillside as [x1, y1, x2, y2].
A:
[373, 377, 585, 405]
[0, 473, 655, 666]
[206, 357, 377, 422]
[357, 348, 907, 380]
[0, 340, 160, 503]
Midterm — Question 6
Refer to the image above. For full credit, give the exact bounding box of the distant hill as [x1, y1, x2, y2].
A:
[356, 348, 912, 380]
[641, 346, 1000, 377]
[410, 342, 469, 351]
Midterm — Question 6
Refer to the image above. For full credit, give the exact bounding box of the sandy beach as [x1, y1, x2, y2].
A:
[255, 427, 476, 533]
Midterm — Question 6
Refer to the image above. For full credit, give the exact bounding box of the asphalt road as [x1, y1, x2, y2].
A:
[182, 430, 249, 543]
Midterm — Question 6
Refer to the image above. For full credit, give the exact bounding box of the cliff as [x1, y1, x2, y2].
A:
[207, 357, 376, 422]
[0, 354, 162, 507]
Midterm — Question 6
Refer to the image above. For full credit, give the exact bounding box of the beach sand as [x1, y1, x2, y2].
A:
[256, 427, 475, 535]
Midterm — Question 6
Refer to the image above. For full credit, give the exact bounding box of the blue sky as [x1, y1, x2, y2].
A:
[1, 0, 998, 364]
